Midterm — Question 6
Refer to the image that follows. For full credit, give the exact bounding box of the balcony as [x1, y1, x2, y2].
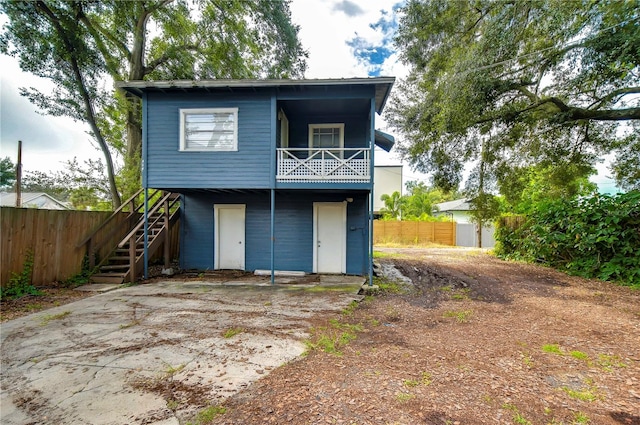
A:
[276, 148, 370, 183]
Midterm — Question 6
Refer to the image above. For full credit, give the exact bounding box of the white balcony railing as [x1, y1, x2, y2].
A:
[277, 148, 371, 183]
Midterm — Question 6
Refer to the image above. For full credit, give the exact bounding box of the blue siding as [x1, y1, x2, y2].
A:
[146, 92, 273, 189]
[287, 115, 369, 149]
[180, 191, 369, 274]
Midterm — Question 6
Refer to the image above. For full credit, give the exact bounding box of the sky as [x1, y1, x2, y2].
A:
[0, 0, 621, 193]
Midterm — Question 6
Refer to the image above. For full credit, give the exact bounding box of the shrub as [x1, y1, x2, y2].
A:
[495, 191, 640, 286]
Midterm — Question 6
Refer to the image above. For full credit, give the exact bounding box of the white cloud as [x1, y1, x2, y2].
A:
[0, 55, 102, 173]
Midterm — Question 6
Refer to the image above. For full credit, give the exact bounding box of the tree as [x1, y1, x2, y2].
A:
[0, 157, 16, 191]
[402, 180, 453, 219]
[1, 1, 122, 207]
[387, 0, 639, 192]
[1, 1, 308, 205]
[380, 191, 405, 219]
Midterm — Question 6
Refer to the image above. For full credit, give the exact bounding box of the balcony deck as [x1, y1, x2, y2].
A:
[276, 148, 370, 183]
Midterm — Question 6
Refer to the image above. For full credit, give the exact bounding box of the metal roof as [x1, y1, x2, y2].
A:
[116, 77, 395, 114]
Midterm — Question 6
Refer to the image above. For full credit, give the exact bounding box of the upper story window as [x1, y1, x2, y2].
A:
[308, 123, 344, 150]
[180, 108, 238, 151]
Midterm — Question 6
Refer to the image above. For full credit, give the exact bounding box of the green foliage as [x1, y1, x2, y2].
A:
[186, 405, 226, 425]
[496, 191, 640, 286]
[1, 0, 307, 208]
[63, 255, 97, 287]
[0, 250, 42, 300]
[388, 0, 639, 193]
[380, 182, 455, 220]
[0, 156, 16, 190]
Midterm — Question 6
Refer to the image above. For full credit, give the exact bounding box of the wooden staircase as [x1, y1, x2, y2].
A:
[78, 189, 180, 285]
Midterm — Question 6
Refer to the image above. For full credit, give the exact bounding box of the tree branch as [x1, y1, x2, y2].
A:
[76, 9, 131, 62]
[588, 86, 640, 109]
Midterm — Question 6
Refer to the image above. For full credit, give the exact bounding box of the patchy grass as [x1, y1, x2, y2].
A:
[542, 344, 564, 355]
[570, 350, 589, 361]
[443, 310, 473, 323]
[222, 327, 245, 339]
[560, 379, 601, 402]
[186, 405, 226, 425]
[39, 311, 71, 326]
[597, 353, 626, 371]
[395, 392, 415, 403]
[502, 403, 532, 425]
[305, 319, 363, 356]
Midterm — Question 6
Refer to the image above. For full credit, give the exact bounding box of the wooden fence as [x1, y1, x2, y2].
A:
[373, 220, 456, 246]
[1, 207, 179, 287]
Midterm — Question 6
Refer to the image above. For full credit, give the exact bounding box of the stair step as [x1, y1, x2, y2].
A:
[90, 274, 126, 284]
[116, 248, 143, 253]
[101, 264, 130, 270]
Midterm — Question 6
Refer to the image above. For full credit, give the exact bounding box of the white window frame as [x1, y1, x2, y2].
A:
[308, 123, 344, 150]
[179, 107, 238, 152]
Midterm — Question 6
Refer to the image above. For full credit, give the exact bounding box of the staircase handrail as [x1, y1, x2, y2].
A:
[118, 191, 177, 248]
[76, 188, 145, 249]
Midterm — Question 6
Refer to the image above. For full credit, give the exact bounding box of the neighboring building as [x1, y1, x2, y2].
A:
[433, 198, 472, 223]
[373, 165, 403, 216]
[117, 77, 395, 278]
[434, 198, 496, 248]
[0, 192, 69, 210]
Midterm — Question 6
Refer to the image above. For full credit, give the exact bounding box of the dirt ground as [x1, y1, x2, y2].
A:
[2, 248, 639, 424]
[210, 248, 639, 425]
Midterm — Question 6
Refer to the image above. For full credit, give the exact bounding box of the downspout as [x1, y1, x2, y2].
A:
[270, 92, 277, 284]
[142, 93, 149, 280]
[369, 99, 375, 286]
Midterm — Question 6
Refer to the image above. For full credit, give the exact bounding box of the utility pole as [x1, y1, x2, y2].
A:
[16, 140, 22, 207]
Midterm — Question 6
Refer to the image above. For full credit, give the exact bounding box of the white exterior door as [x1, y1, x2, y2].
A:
[314, 202, 346, 274]
[214, 204, 245, 270]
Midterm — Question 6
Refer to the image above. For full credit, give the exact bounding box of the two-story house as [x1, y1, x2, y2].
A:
[117, 77, 395, 283]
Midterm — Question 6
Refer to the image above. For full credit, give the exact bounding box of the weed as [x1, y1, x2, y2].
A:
[451, 288, 471, 300]
[513, 412, 532, 425]
[39, 311, 71, 325]
[222, 327, 244, 338]
[396, 392, 415, 402]
[543, 407, 552, 415]
[1, 250, 41, 300]
[25, 303, 43, 312]
[63, 254, 98, 287]
[166, 399, 180, 410]
[305, 319, 363, 356]
[542, 344, 564, 355]
[521, 353, 534, 367]
[403, 379, 419, 388]
[369, 318, 380, 327]
[374, 276, 405, 294]
[342, 300, 359, 316]
[263, 301, 272, 306]
[165, 364, 185, 376]
[597, 354, 626, 371]
[502, 403, 531, 425]
[384, 306, 401, 321]
[439, 286, 452, 292]
[443, 310, 473, 323]
[560, 379, 601, 402]
[421, 372, 432, 385]
[570, 350, 589, 361]
[186, 405, 226, 425]
[573, 412, 590, 424]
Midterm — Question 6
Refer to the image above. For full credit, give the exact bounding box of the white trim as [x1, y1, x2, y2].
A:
[312, 202, 347, 274]
[278, 109, 289, 148]
[308, 123, 344, 150]
[214, 204, 246, 270]
[179, 107, 238, 152]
